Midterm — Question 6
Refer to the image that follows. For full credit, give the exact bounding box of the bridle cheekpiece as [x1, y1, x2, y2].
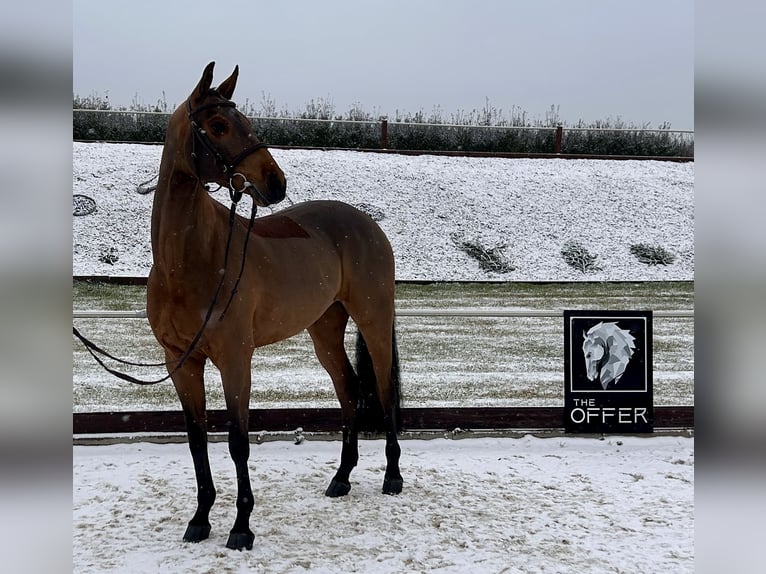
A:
[186, 96, 269, 203]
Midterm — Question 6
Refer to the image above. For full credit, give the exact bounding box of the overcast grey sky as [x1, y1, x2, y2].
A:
[73, 0, 693, 128]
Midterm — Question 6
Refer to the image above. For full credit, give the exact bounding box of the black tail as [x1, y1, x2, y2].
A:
[355, 324, 401, 434]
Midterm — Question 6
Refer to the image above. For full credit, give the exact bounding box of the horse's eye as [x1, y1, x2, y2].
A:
[210, 120, 227, 135]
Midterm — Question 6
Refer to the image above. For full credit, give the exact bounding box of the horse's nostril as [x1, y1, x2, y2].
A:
[267, 172, 286, 198]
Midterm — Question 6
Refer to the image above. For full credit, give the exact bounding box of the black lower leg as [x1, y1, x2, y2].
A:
[226, 428, 255, 551]
[183, 420, 216, 543]
[382, 415, 403, 495]
[325, 424, 359, 497]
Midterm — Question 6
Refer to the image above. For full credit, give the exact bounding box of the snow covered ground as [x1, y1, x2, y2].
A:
[73, 435, 693, 573]
[73, 143, 693, 281]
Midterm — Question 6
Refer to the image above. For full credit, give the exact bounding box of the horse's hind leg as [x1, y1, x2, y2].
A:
[307, 302, 359, 497]
[355, 319, 403, 495]
[170, 354, 216, 543]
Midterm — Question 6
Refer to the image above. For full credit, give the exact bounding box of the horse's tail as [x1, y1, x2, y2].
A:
[355, 323, 401, 434]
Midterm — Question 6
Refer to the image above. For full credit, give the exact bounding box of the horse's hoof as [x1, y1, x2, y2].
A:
[226, 529, 254, 551]
[382, 476, 403, 495]
[325, 478, 351, 497]
[183, 522, 211, 543]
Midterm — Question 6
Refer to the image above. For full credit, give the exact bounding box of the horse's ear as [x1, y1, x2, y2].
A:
[191, 62, 216, 105]
[217, 65, 239, 100]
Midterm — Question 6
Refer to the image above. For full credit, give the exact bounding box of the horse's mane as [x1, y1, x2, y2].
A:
[586, 322, 635, 354]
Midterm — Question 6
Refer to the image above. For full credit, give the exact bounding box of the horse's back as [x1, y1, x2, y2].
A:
[278, 200, 394, 267]
[277, 200, 396, 320]
[278, 200, 385, 235]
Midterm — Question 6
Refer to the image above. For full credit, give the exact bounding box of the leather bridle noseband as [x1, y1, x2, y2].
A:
[187, 97, 269, 203]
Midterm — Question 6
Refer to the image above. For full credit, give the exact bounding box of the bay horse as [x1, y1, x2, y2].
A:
[146, 62, 402, 551]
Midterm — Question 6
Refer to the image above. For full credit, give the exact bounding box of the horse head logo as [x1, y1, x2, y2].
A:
[582, 322, 636, 389]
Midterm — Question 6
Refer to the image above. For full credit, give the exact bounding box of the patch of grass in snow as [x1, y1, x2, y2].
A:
[630, 243, 676, 266]
[450, 233, 515, 273]
[98, 247, 119, 265]
[353, 202, 385, 221]
[73, 280, 146, 310]
[560, 241, 603, 273]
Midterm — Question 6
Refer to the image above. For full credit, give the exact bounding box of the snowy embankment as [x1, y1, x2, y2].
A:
[73, 143, 693, 282]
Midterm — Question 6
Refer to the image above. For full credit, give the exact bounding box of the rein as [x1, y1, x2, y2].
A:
[73, 196, 246, 385]
[73, 96, 268, 385]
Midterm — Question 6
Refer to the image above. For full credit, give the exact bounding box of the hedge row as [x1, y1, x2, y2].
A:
[72, 110, 693, 157]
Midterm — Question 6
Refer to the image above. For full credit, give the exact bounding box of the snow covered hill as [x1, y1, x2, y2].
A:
[73, 142, 693, 281]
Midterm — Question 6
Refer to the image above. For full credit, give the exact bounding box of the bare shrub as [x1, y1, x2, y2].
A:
[98, 247, 119, 265]
[630, 243, 676, 265]
[451, 234, 515, 273]
[561, 241, 602, 273]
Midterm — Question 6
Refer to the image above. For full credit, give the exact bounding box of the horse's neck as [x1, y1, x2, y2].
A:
[151, 157, 217, 273]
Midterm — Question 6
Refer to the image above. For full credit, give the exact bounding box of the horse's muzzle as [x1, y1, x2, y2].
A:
[252, 171, 287, 207]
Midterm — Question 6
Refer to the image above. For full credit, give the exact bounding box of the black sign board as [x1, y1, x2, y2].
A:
[564, 310, 653, 433]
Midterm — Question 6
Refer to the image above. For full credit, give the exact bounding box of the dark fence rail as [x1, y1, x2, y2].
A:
[73, 110, 694, 159]
[73, 406, 693, 435]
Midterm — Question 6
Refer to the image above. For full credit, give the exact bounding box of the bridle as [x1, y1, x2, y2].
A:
[187, 96, 270, 203]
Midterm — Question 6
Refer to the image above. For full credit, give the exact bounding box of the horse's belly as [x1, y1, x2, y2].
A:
[250, 295, 334, 348]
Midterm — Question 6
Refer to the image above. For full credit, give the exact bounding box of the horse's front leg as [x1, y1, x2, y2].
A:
[170, 354, 216, 543]
[219, 354, 256, 551]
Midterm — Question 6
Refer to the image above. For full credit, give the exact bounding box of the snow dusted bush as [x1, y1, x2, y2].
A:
[630, 243, 676, 266]
[98, 247, 119, 265]
[451, 234, 515, 274]
[561, 241, 602, 273]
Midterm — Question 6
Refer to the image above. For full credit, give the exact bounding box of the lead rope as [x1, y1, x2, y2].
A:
[218, 198, 257, 320]
[135, 172, 159, 195]
[72, 197, 242, 385]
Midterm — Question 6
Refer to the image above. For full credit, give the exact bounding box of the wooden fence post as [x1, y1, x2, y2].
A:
[381, 118, 388, 149]
[554, 125, 563, 154]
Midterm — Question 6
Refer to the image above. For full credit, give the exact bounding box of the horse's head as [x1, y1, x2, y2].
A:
[582, 331, 606, 382]
[582, 322, 636, 389]
[171, 61, 286, 207]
